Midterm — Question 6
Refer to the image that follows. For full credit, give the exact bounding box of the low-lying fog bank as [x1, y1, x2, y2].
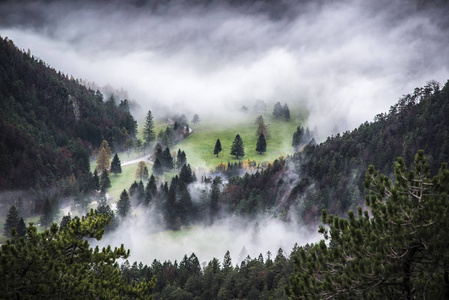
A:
[94, 215, 320, 265]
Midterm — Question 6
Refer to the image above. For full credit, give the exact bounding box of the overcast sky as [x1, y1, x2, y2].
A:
[1, 0, 449, 136]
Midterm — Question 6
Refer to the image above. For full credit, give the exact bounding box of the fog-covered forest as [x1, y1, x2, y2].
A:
[1, 0, 449, 299]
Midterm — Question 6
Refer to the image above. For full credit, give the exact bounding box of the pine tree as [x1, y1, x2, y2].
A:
[153, 159, 163, 176]
[17, 217, 26, 237]
[282, 103, 290, 121]
[178, 183, 194, 225]
[176, 149, 187, 169]
[100, 170, 111, 191]
[180, 164, 195, 184]
[40, 198, 55, 229]
[143, 110, 156, 145]
[93, 169, 100, 190]
[162, 147, 173, 170]
[209, 177, 221, 221]
[272, 101, 283, 118]
[59, 214, 72, 232]
[254, 115, 264, 125]
[287, 151, 449, 299]
[223, 250, 233, 275]
[117, 189, 131, 218]
[214, 139, 222, 157]
[0, 211, 154, 298]
[4, 205, 20, 237]
[256, 134, 267, 154]
[230, 134, 245, 159]
[146, 175, 158, 204]
[292, 126, 304, 150]
[135, 139, 143, 156]
[166, 177, 178, 228]
[110, 153, 122, 175]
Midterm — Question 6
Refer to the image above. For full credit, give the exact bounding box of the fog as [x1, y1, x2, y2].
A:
[95, 210, 320, 265]
[1, 0, 448, 135]
[2, 0, 449, 264]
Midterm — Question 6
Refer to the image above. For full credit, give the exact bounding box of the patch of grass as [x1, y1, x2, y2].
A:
[177, 113, 301, 171]
[108, 164, 140, 202]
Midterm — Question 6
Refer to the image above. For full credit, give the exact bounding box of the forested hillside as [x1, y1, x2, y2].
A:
[0, 37, 137, 192]
[288, 80, 449, 221]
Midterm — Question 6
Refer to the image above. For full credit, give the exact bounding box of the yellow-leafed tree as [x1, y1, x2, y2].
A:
[96, 147, 110, 173]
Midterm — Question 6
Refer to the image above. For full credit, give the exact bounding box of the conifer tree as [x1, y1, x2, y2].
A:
[209, 177, 222, 221]
[180, 164, 195, 184]
[214, 139, 222, 157]
[40, 198, 56, 229]
[93, 169, 100, 190]
[292, 126, 304, 150]
[110, 153, 122, 176]
[223, 250, 233, 275]
[100, 170, 111, 191]
[282, 103, 290, 121]
[272, 101, 283, 118]
[176, 149, 187, 169]
[287, 151, 449, 299]
[4, 205, 20, 237]
[146, 175, 158, 204]
[0, 211, 154, 298]
[230, 134, 245, 159]
[256, 134, 267, 154]
[162, 147, 173, 170]
[254, 115, 264, 125]
[143, 110, 156, 145]
[16, 217, 26, 237]
[178, 183, 194, 224]
[153, 158, 163, 176]
[117, 189, 131, 218]
[59, 214, 72, 232]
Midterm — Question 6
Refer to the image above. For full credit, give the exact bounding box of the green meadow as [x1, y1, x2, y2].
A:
[177, 114, 301, 170]
[92, 112, 304, 201]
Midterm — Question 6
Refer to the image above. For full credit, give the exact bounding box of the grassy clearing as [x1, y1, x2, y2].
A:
[108, 164, 139, 201]
[177, 113, 301, 171]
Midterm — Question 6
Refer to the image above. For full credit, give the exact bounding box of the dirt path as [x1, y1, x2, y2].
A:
[121, 154, 153, 167]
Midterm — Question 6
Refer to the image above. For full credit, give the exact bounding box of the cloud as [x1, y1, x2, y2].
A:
[1, 0, 448, 136]
[95, 211, 320, 265]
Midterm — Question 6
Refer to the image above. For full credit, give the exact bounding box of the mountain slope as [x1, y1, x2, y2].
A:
[290, 80, 449, 221]
[0, 36, 137, 191]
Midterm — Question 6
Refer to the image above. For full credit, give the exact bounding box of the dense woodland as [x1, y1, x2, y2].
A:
[2, 32, 449, 299]
[0, 37, 137, 209]
[290, 80, 449, 221]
